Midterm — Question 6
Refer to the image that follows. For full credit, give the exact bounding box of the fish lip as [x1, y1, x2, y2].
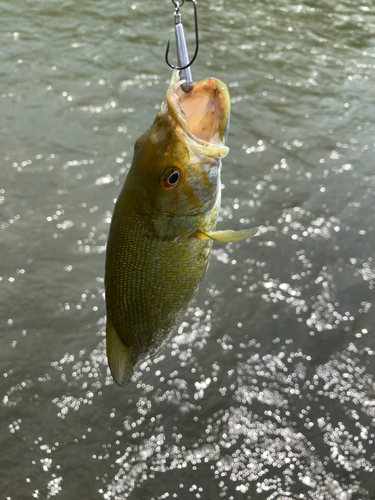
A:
[162, 70, 230, 160]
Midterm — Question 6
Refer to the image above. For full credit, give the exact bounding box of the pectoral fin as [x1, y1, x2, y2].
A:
[193, 228, 258, 242]
[106, 316, 133, 386]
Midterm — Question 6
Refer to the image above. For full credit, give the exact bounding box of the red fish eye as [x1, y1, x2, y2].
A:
[162, 168, 181, 189]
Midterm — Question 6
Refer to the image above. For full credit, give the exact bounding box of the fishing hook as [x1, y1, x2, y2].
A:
[165, 0, 199, 92]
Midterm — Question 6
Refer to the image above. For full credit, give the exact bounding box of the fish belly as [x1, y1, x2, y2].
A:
[105, 209, 213, 384]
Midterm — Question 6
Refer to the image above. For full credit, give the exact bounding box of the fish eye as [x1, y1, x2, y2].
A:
[161, 168, 181, 189]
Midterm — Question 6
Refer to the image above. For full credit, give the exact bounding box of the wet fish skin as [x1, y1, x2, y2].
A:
[105, 71, 256, 386]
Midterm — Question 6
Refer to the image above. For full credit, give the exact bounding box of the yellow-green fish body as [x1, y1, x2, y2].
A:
[105, 71, 256, 386]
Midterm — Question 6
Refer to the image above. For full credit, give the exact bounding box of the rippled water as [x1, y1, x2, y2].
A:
[1, 0, 375, 498]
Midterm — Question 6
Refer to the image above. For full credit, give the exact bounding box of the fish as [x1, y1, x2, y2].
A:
[105, 70, 257, 386]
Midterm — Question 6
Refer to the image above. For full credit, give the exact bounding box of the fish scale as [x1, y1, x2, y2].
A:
[106, 192, 217, 362]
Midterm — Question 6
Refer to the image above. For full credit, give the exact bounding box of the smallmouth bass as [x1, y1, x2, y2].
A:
[105, 70, 257, 386]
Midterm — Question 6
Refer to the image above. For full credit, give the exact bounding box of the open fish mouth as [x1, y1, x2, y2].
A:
[162, 70, 231, 159]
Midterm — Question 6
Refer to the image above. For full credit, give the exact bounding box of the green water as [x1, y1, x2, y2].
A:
[1, 0, 374, 498]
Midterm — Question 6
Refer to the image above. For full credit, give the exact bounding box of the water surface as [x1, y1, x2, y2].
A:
[1, 0, 374, 498]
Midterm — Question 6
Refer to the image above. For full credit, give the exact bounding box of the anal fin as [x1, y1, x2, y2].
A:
[106, 317, 133, 386]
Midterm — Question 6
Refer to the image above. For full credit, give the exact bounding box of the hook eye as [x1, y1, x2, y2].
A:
[172, 0, 184, 10]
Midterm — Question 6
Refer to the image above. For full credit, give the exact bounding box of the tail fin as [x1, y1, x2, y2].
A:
[106, 317, 133, 386]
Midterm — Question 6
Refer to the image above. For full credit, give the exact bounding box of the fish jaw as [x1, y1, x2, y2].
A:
[123, 70, 231, 224]
[164, 69, 231, 159]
